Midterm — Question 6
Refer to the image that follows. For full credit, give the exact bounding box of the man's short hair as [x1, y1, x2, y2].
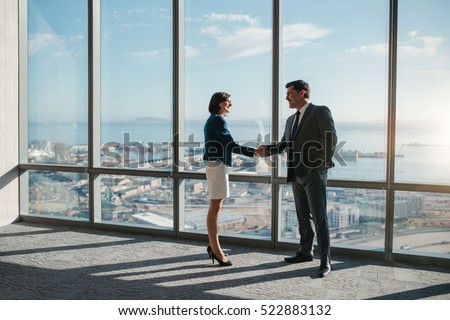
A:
[286, 80, 310, 98]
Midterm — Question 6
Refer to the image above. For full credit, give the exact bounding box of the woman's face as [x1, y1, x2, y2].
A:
[219, 98, 232, 115]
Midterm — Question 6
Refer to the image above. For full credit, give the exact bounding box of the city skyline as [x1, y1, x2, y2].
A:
[28, 169, 450, 256]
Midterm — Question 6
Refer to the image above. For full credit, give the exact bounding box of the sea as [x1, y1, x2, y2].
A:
[28, 120, 450, 185]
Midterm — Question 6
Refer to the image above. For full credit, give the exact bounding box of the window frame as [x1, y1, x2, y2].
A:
[18, 0, 450, 267]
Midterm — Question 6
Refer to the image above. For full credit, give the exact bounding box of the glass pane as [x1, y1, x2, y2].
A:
[182, 179, 272, 240]
[281, 0, 389, 181]
[99, 175, 173, 229]
[394, 191, 450, 259]
[28, 0, 88, 165]
[280, 185, 385, 251]
[183, 0, 272, 174]
[395, 0, 450, 184]
[100, 0, 172, 170]
[27, 170, 89, 221]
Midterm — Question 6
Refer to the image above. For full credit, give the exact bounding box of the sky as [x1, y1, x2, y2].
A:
[27, 0, 450, 134]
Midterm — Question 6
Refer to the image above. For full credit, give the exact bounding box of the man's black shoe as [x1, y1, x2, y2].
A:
[318, 264, 331, 277]
[284, 253, 313, 263]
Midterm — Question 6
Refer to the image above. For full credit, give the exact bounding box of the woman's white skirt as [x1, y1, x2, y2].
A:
[205, 160, 230, 199]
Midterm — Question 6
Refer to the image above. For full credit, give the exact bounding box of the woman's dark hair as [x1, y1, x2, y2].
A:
[285, 80, 310, 99]
[208, 92, 230, 114]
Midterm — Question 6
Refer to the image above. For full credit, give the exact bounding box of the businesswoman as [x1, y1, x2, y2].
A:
[203, 92, 256, 266]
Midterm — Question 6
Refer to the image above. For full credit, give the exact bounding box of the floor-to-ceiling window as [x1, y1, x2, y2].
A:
[394, 0, 450, 257]
[100, 0, 172, 171]
[24, 0, 89, 220]
[395, 0, 450, 185]
[27, 0, 88, 166]
[97, 0, 174, 228]
[279, 0, 389, 249]
[180, 0, 273, 239]
[19, 0, 450, 263]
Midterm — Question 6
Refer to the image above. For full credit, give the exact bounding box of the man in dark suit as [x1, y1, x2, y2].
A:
[259, 80, 337, 277]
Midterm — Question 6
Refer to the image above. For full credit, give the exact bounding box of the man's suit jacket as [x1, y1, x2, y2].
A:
[203, 113, 254, 167]
[268, 103, 337, 182]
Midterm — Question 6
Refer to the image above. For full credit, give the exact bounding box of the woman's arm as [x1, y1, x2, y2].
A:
[214, 116, 255, 158]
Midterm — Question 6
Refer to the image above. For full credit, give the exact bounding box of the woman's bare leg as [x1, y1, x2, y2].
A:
[207, 198, 228, 261]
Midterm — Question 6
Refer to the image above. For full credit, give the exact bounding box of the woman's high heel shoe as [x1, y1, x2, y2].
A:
[207, 245, 212, 258]
[207, 245, 227, 258]
[210, 251, 233, 267]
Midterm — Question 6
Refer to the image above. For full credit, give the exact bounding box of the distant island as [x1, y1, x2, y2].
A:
[130, 117, 167, 123]
[401, 142, 448, 148]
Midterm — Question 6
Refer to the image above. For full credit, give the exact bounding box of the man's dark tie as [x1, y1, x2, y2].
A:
[291, 111, 300, 137]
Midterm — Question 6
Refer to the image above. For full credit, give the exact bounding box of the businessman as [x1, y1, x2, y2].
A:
[259, 80, 337, 277]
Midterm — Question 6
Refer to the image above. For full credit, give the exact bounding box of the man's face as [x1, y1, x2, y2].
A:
[286, 86, 303, 109]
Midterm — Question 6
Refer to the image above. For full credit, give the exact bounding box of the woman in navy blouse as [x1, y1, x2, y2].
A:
[203, 92, 257, 266]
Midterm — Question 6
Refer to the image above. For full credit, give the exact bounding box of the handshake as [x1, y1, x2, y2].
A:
[254, 145, 270, 157]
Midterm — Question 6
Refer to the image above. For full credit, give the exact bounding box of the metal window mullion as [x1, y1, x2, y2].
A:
[385, 0, 398, 262]
[392, 182, 450, 194]
[271, 0, 281, 247]
[89, 0, 102, 226]
[173, 0, 185, 236]
[18, 0, 29, 215]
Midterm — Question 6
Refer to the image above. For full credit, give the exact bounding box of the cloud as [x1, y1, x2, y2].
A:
[112, 10, 121, 20]
[131, 50, 160, 59]
[126, 8, 149, 15]
[28, 33, 56, 55]
[117, 23, 131, 30]
[283, 23, 332, 48]
[28, 33, 85, 57]
[113, 5, 171, 22]
[219, 27, 271, 59]
[185, 46, 201, 58]
[190, 21, 330, 61]
[347, 31, 443, 57]
[69, 34, 85, 42]
[204, 13, 259, 27]
[200, 26, 222, 36]
[50, 51, 65, 57]
[398, 34, 442, 57]
[346, 43, 387, 55]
